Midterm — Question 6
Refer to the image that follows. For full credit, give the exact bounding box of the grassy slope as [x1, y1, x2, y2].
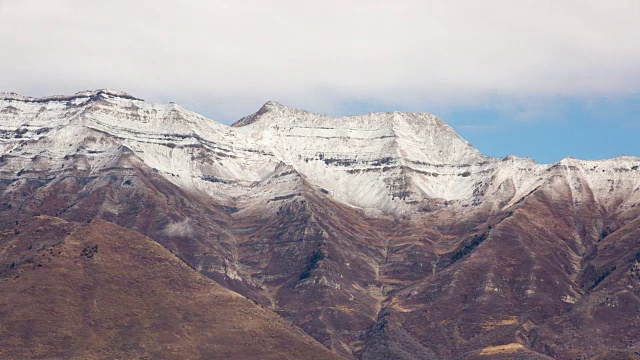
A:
[0, 216, 341, 359]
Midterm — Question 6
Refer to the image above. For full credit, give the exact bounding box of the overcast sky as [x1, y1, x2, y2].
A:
[1, 0, 639, 162]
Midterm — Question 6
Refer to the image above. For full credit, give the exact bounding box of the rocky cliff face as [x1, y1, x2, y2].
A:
[1, 90, 639, 359]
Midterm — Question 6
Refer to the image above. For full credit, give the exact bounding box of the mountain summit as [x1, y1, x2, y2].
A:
[1, 90, 639, 359]
[232, 100, 294, 127]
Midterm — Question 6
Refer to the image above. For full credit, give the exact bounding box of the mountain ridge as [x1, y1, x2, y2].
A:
[4, 89, 637, 164]
[0, 88, 142, 102]
[1, 89, 640, 358]
[3, 89, 639, 214]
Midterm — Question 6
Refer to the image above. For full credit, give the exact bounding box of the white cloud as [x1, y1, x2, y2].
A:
[1, 0, 639, 121]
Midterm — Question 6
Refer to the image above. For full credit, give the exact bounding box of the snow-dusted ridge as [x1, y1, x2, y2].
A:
[0, 89, 142, 102]
[1, 89, 639, 214]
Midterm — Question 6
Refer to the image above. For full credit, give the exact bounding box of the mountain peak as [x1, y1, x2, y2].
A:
[232, 100, 305, 127]
[262, 100, 284, 108]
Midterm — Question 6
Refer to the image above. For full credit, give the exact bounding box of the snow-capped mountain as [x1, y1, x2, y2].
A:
[2, 90, 640, 359]
[1, 89, 639, 214]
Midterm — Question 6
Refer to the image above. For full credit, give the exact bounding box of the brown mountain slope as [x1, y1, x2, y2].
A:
[0, 216, 341, 360]
[2, 152, 640, 358]
[357, 177, 640, 359]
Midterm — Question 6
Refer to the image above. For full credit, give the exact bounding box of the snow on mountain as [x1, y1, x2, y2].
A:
[1, 90, 639, 214]
[232, 101, 491, 210]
